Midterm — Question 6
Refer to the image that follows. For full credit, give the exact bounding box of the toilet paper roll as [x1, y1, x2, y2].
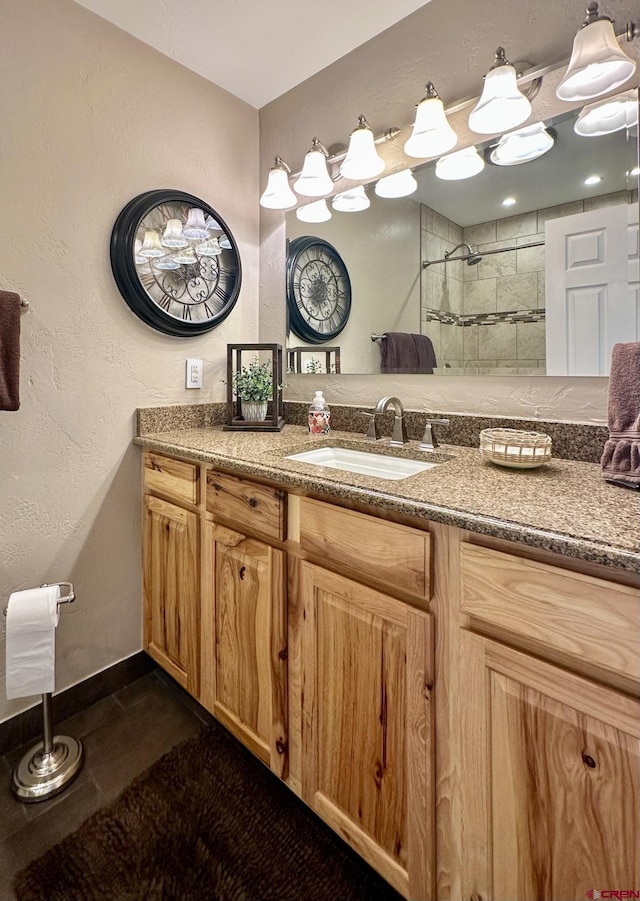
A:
[5, 584, 60, 699]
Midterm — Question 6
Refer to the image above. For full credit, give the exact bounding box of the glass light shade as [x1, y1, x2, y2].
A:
[293, 148, 334, 197]
[182, 208, 209, 239]
[205, 215, 222, 230]
[138, 229, 164, 258]
[374, 169, 418, 198]
[260, 166, 297, 209]
[134, 239, 146, 264]
[469, 62, 532, 134]
[154, 256, 181, 270]
[435, 146, 485, 180]
[489, 122, 555, 166]
[161, 218, 188, 248]
[556, 18, 637, 101]
[404, 95, 457, 158]
[296, 199, 332, 223]
[197, 237, 222, 256]
[340, 120, 385, 180]
[332, 186, 370, 212]
[219, 236, 232, 250]
[574, 90, 639, 136]
[173, 248, 197, 265]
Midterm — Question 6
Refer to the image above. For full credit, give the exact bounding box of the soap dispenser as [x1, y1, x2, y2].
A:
[308, 390, 331, 435]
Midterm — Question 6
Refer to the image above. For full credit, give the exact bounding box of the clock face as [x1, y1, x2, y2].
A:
[110, 190, 242, 336]
[286, 236, 351, 342]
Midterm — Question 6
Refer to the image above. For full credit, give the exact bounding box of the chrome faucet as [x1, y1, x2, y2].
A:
[373, 396, 409, 446]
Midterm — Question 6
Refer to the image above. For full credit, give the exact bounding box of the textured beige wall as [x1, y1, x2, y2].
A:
[0, 0, 259, 721]
[259, 0, 639, 422]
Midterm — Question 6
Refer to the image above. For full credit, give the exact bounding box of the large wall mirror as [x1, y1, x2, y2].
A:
[286, 87, 639, 377]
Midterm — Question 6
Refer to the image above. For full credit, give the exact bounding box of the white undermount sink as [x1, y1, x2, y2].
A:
[286, 446, 440, 480]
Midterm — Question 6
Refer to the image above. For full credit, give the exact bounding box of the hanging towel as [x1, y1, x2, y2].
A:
[601, 341, 640, 488]
[0, 290, 21, 411]
[380, 332, 437, 374]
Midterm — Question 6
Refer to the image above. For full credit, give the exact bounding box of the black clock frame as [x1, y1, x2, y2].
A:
[110, 189, 242, 337]
[286, 236, 352, 343]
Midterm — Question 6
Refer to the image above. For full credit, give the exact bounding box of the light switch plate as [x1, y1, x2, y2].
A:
[186, 358, 203, 389]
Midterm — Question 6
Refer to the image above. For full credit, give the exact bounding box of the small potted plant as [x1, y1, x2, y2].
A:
[232, 355, 274, 421]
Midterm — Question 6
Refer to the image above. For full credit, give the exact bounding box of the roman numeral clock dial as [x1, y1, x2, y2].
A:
[286, 237, 352, 343]
[110, 190, 242, 337]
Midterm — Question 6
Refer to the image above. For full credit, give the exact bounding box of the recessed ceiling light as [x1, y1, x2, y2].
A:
[583, 175, 602, 186]
[502, 197, 517, 206]
[631, 166, 640, 178]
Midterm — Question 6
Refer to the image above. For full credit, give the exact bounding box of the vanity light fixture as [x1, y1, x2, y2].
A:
[293, 138, 334, 197]
[556, 2, 637, 102]
[259, 157, 297, 209]
[584, 174, 603, 185]
[138, 230, 164, 258]
[182, 208, 209, 240]
[340, 116, 386, 181]
[574, 89, 639, 135]
[468, 47, 533, 135]
[487, 122, 556, 166]
[435, 146, 485, 180]
[332, 185, 370, 212]
[404, 82, 458, 158]
[296, 199, 332, 223]
[197, 237, 223, 256]
[205, 215, 222, 230]
[374, 169, 418, 198]
[219, 236, 232, 250]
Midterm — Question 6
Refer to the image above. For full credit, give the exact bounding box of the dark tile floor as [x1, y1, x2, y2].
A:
[0, 671, 211, 901]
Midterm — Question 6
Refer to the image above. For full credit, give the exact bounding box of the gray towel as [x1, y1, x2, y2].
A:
[601, 341, 640, 488]
[380, 332, 437, 374]
[0, 291, 21, 411]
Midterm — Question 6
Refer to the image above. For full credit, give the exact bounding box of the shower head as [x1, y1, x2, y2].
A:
[466, 251, 482, 265]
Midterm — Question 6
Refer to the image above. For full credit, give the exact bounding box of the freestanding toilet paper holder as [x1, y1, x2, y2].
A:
[3, 581, 84, 802]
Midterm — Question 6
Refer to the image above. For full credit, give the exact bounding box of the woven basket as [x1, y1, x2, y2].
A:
[479, 427, 552, 469]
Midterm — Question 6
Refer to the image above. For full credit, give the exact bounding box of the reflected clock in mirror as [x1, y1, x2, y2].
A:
[110, 190, 242, 336]
[286, 236, 352, 342]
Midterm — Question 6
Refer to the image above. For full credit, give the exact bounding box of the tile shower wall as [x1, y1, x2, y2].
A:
[420, 191, 635, 375]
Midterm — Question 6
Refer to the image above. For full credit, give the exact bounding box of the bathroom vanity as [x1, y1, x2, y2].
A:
[135, 421, 639, 901]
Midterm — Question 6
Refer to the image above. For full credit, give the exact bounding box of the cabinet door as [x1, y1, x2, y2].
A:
[143, 495, 199, 695]
[203, 522, 287, 778]
[458, 632, 640, 901]
[299, 561, 433, 900]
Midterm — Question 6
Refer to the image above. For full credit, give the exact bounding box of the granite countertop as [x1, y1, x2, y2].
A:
[134, 424, 640, 574]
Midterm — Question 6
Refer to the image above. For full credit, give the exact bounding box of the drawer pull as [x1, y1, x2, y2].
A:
[582, 753, 597, 769]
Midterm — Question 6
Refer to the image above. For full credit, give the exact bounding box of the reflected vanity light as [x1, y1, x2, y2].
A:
[161, 219, 189, 248]
[332, 185, 370, 212]
[374, 169, 418, 198]
[197, 237, 223, 256]
[182, 208, 209, 239]
[502, 196, 518, 206]
[488, 122, 556, 166]
[205, 215, 222, 231]
[404, 82, 458, 158]
[296, 199, 332, 222]
[293, 138, 334, 197]
[173, 247, 197, 265]
[138, 230, 164, 258]
[631, 166, 640, 177]
[134, 239, 146, 265]
[584, 174, 603, 185]
[435, 146, 485, 180]
[468, 48, 532, 135]
[574, 89, 639, 135]
[340, 116, 386, 180]
[556, 2, 637, 102]
[154, 256, 181, 271]
[260, 157, 297, 209]
[219, 236, 232, 250]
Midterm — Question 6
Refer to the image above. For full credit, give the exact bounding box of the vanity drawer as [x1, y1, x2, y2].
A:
[298, 497, 430, 599]
[460, 542, 640, 682]
[206, 470, 286, 542]
[143, 453, 199, 506]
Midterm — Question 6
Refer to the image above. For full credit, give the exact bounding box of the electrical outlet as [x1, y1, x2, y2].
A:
[186, 358, 203, 389]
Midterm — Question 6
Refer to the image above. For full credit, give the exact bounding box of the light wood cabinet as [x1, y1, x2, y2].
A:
[200, 521, 288, 778]
[457, 632, 640, 901]
[298, 560, 434, 900]
[142, 494, 199, 695]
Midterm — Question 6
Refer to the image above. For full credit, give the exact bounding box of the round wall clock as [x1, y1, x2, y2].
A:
[286, 236, 351, 343]
[110, 190, 242, 337]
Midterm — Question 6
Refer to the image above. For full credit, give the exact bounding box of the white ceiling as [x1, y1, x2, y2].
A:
[73, 0, 432, 108]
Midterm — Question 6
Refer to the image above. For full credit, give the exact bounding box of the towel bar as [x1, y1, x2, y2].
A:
[4, 581, 84, 802]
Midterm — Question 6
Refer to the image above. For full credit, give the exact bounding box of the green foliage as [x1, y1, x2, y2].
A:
[232, 356, 274, 401]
